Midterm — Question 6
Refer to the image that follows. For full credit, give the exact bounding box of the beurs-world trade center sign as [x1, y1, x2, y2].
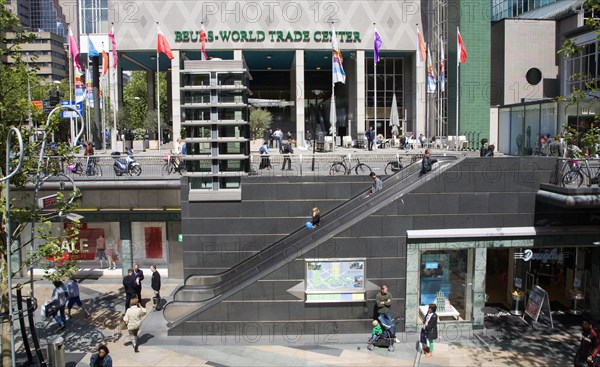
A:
[174, 30, 362, 44]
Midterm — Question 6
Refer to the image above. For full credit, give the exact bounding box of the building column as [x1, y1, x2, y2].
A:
[171, 50, 181, 145]
[294, 50, 305, 145]
[233, 50, 242, 60]
[146, 70, 155, 113]
[356, 50, 366, 136]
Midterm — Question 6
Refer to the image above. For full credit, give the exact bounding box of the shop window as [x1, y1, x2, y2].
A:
[419, 249, 472, 321]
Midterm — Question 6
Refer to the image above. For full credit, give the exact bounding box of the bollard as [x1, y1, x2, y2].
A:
[47, 336, 65, 367]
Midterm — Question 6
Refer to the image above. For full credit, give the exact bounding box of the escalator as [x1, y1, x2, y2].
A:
[163, 156, 462, 328]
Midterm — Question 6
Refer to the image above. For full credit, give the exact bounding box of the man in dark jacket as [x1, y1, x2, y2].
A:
[420, 149, 438, 176]
[151, 265, 162, 311]
[122, 269, 139, 310]
[366, 126, 375, 151]
[422, 303, 438, 357]
[133, 263, 144, 305]
[575, 320, 599, 367]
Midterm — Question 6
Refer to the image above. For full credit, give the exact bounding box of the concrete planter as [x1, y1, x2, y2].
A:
[250, 139, 263, 152]
[133, 140, 144, 151]
[149, 140, 159, 150]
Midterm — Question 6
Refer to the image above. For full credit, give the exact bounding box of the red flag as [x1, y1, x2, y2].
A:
[108, 26, 118, 68]
[157, 28, 174, 60]
[200, 25, 208, 60]
[457, 29, 467, 64]
[69, 27, 81, 70]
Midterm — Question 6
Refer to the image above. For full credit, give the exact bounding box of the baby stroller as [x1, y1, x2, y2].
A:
[367, 316, 398, 352]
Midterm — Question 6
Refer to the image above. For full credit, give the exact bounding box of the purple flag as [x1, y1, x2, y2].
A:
[374, 27, 382, 63]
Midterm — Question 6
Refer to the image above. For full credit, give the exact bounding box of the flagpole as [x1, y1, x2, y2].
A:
[455, 26, 460, 151]
[416, 24, 420, 140]
[68, 25, 74, 146]
[373, 23, 377, 146]
[425, 43, 429, 141]
[157, 22, 162, 152]
[331, 23, 336, 152]
[438, 36, 442, 139]
[110, 23, 118, 150]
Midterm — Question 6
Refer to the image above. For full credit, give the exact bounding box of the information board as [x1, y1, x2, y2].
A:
[523, 285, 553, 327]
[305, 259, 365, 303]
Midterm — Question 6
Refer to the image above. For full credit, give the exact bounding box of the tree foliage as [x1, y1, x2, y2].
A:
[1, 1, 81, 364]
[249, 107, 272, 140]
[121, 71, 169, 137]
[558, 0, 600, 154]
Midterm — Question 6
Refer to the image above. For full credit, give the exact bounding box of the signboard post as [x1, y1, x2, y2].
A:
[60, 100, 83, 119]
[523, 285, 553, 328]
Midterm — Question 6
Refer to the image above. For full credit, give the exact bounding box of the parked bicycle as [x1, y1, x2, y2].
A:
[162, 151, 186, 175]
[67, 157, 102, 176]
[329, 155, 372, 175]
[384, 155, 403, 175]
[561, 159, 600, 187]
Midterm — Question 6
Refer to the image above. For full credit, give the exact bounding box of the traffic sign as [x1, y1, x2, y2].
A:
[60, 100, 83, 119]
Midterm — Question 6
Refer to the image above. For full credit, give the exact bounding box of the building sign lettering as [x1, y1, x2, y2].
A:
[174, 30, 361, 44]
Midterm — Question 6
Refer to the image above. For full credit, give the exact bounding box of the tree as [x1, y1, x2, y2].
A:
[558, 0, 600, 155]
[249, 107, 272, 140]
[1, 2, 80, 365]
[121, 71, 169, 138]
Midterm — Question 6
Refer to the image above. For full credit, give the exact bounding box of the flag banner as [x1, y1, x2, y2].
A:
[108, 27, 118, 68]
[427, 48, 436, 94]
[417, 27, 426, 65]
[440, 37, 445, 93]
[75, 67, 85, 103]
[200, 25, 209, 60]
[88, 37, 99, 58]
[69, 27, 81, 70]
[158, 28, 174, 60]
[331, 26, 346, 84]
[457, 29, 467, 64]
[102, 48, 109, 75]
[374, 27, 382, 63]
[86, 67, 93, 107]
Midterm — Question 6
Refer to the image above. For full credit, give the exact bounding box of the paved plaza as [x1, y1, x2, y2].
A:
[15, 268, 582, 367]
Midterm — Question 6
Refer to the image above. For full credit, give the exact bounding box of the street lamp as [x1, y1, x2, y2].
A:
[3, 127, 25, 367]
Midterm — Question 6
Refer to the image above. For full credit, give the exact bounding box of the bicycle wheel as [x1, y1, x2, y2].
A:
[562, 170, 583, 187]
[162, 162, 170, 175]
[354, 163, 372, 175]
[329, 163, 346, 175]
[384, 162, 402, 175]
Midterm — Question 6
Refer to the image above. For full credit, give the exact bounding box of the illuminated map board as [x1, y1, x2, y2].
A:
[305, 259, 366, 303]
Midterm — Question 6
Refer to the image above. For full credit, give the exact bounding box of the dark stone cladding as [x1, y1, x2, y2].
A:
[173, 157, 556, 337]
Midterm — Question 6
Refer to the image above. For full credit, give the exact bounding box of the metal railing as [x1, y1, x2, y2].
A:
[36, 151, 467, 180]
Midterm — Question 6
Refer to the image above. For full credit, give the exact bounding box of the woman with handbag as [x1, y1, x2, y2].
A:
[123, 298, 147, 352]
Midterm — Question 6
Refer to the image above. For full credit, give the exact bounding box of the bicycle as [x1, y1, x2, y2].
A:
[67, 157, 102, 176]
[162, 151, 185, 175]
[329, 155, 372, 175]
[561, 159, 600, 187]
[384, 156, 403, 175]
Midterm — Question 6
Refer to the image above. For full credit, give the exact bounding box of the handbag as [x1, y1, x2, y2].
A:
[118, 319, 127, 330]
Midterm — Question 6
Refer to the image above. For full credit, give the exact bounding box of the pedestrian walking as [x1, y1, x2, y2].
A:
[66, 276, 90, 319]
[96, 234, 107, 269]
[123, 298, 147, 353]
[122, 268, 138, 310]
[133, 263, 144, 305]
[366, 126, 375, 151]
[280, 141, 293, 170]
[89, 345, 112, 367]
[367, 172, 382, 197]
[51, 280, 68, 331]
[421, 303, 438, 357]
[574, 319, 599, 367]
[105, 243, 116, 270]
[151, 265, 161, 311]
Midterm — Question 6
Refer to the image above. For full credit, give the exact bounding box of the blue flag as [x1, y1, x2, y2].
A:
[88, 37, 99, 58]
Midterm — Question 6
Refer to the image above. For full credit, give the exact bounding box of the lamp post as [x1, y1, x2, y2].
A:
[2, 127, 25, 367]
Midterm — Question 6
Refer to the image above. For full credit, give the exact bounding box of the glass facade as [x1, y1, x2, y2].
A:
[491, 0, 558, 21]
[365, 57, 404, 136]
[80, 0, 109, 34]
[419, 249, 473, 321]
[29, 0, 66, 37]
